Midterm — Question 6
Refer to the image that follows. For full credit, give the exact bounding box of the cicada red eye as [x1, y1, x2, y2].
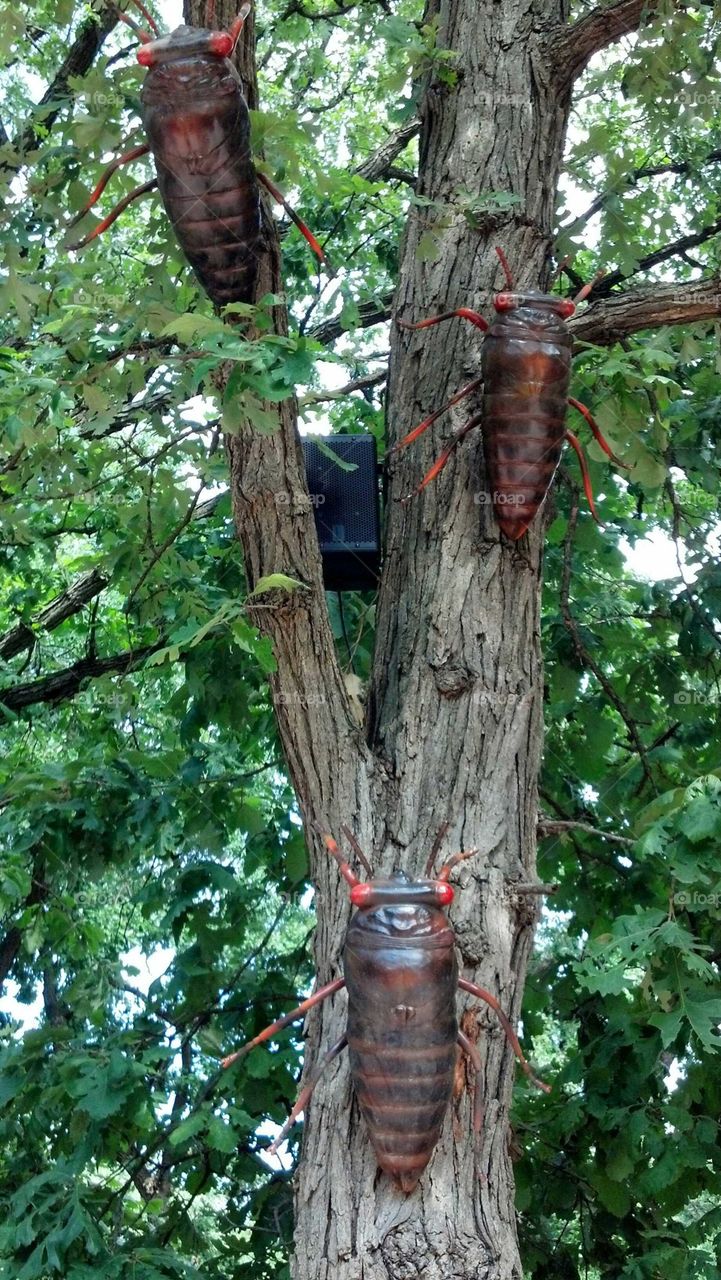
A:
[435, 883, 454, 906]
[350, 883, 374, 907]
[556, 299, 575, 319]
[494, 293, 517, 312]
[209, 32, 234, 55]
[137, 46, 155, 65]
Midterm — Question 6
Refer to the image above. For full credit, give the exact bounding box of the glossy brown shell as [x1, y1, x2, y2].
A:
[344, 901, 458, 1193]
[481, 294, 573, 539]
[140, 28, 261, 306]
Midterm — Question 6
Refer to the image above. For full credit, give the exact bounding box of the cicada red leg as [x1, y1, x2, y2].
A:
[394, 378, 484, 454]
[67, 179, 158, 251]
[221, 977, 346, 1070]
[458, 977, 550, 1093]
[68, 144, 151, 229]
[567, 397, 627, 468]
[573, 269, 604, 304]
[267, 1035, 348, 1153]
[457, 1029, 484, 1140]
[322, 832, 362, 888]
[401, 412, 483, 502]
[494, 246, 514, 289]
[257, 171, 330, 270]
[564, 429, 604, 527]
[398, 308, 488, 334]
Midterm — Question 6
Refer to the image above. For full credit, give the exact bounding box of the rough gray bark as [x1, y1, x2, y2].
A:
[185, 1, 656, 1277]
[569, 276, 721, 344]
[0, 642, 162, 711]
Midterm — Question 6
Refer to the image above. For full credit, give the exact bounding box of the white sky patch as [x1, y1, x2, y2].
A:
[121, 944, 175, 995]
[0, 946, 175, 1034]
[0, 979, 44, 1033]
[620, 527, 694, 583]
[157, 0, 180, 25]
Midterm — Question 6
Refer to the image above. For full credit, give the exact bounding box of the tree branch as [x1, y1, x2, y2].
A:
[570, 276, 721, 346]
[1, 5, 119, 177]
[539, 790, 632, 874]
[308, 291, 393, 346]
[278, 0, 361, 20]
[354, 120, 420, 183]
[550, 0, 665, 86]
[124, 482, 205, 614]
[586, 222, 721, 299]
[299, 369, 386, 405]
[0, 498, 229, 679]
[0, 569, 109, 663]
[537, 817, 635, 846]
[561, 149, 721, 234]
[0, 643, 163, 712]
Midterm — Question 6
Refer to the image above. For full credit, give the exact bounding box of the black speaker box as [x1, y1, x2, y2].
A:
[301, 435, 381, 592]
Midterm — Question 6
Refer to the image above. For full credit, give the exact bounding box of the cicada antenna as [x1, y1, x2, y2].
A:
[551, 253, 571, 288]
[115, 7, 153, 41]
[340, 825, 374, 878]
[124, 0, 161, 35]
[494, 245, 514, 290]
[424, 822, 450, 877]
[573, 269, 605, 305]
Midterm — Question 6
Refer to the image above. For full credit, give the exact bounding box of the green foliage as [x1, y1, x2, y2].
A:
[1, 0, 721, 1277]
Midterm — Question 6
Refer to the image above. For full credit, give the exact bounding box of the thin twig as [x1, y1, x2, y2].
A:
[537, 818, 634, 847]
[124, 482, 205, 614]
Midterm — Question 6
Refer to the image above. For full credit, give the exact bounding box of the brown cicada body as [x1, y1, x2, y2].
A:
[223, 830, 548, 1193]
[396, 251, 624, 539]
[68, 2, 324, 307]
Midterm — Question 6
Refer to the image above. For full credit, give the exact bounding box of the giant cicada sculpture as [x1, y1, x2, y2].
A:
[223, 830, 548, 1193]
[396, 249, 625, 539]
[69, 1, 324, 305]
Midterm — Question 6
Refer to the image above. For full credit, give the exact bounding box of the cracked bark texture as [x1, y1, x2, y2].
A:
[184, 0, 597, 1276]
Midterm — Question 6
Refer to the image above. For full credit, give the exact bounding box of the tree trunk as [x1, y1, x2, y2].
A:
[186, 0, 634, 1275]
[286, 0, 568, 1270]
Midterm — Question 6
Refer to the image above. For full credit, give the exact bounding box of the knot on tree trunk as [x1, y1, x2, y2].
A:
[430, 658, 477, 698]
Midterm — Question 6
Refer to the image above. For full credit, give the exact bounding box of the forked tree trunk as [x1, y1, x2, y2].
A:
[185, 0, 641, 1274]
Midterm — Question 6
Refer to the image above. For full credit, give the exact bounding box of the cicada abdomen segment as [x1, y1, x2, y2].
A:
[139, 26, 262, 307]
[344, 893, 459, 1193]
[481, 292, 574, 540]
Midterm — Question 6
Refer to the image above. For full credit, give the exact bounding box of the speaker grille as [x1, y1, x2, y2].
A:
[301, 435, 381, 591]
